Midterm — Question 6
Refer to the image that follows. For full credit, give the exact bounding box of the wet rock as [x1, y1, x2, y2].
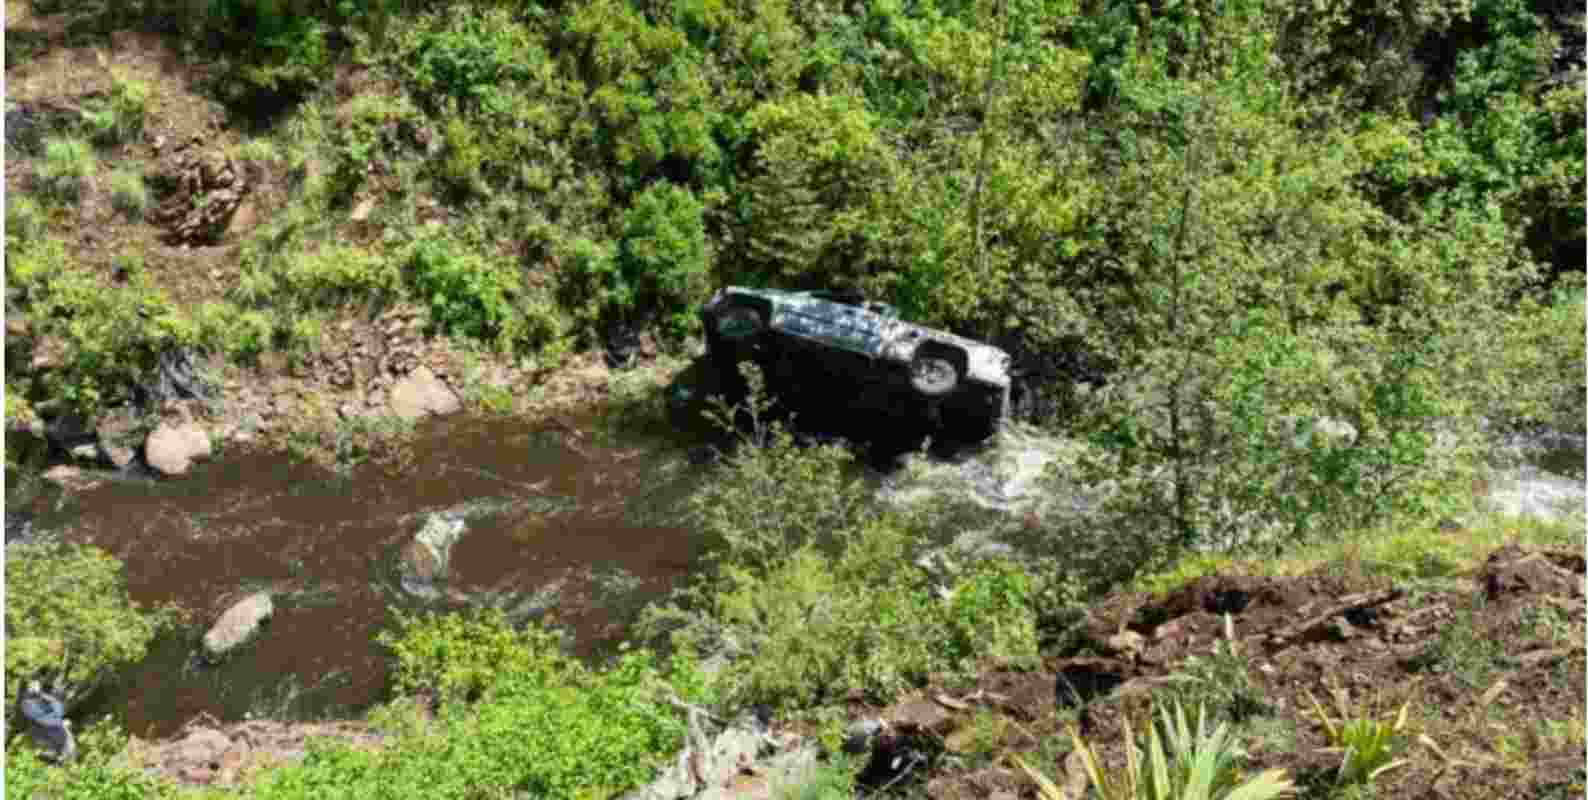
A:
[145, 419, 213, 476]
[44, 412, 97, 451]
[389, 366, 460, 421]
[203, 592, 274, 660]
[399, 513, 467, 597]
[5, 512, 36, 545]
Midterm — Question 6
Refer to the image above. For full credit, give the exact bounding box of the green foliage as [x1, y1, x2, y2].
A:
[38, 137, 96, 201]
[82, 72, 151, 145]
[403, 7, 542, 114]
[778, 754, 859, 800]
[4, 542, 176, 711]
[6, 194, 47, 247]
[266, 614, 686, 800]
[405, 235, 568, 353]
[1163, 621, 1266, 724]
[6, 245, 190, 416]
[379, 607, 570, 704]
[6, 718, 172, 800]
[1030, 701, 1295, 800]
[107, 168, 149, 220]
[612, 181, 711, 337]
[1303, 686, 1413, 785]
[278, 244, 403, 308]
[647, 377, 1040, 709]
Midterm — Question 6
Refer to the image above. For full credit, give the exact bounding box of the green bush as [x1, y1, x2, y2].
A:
[403, 8, 542, 113]
[265, 613, 687, 800]
[107, 169, 149, 219]
[379, 607, 570, 704]
[38, 137, 96, 201]
[82, 73, 151, 145]
[5, 542, 176, 712]
[278, 245, 403, 308]
[614, 181, 711, 338]
[7, 245, 181, 415]
[6, 718, 171, 800]
[405, 235, 566, 353]
[6, 194, 47, 247]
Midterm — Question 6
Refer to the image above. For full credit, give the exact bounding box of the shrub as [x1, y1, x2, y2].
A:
[405, 235, 567, 353]
[614, 181, 711, 338]
[1303, 685, 1413, 786]
[107, 169, 148, 219]
[82, 73, 151, 145]
[38, 137, 95, 201]
[5, 542, 177, 712]
[6, 193, 47, 246]
[1022, 701, 1295, 800]
[278, 245, 403, 308]
[403, 8, 541, 113]
[7, 247, 179, 415]
[268, 613, 688, 800]
[379, 607, 571, 704]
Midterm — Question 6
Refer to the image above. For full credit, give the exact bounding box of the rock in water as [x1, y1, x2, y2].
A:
[389, 366, 461, 421]
[204, 592, 274, 660]
[399, 513, 468, 597]
[145, 420, 213, 476]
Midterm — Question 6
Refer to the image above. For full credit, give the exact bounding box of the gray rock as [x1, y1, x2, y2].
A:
[145, 420, 213, 476]
[399, 513, 467, 596]
[203, 592, 273, 659]
[389, 366, 460, 421]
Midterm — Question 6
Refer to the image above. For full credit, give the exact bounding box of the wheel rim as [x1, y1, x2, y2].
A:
[912, 356, 957, 394]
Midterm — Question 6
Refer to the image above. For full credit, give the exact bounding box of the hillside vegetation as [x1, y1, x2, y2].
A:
[3, 0, 1584, 797]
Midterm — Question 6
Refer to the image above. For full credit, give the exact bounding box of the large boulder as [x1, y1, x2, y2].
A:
[145, 419, 213, 476]
[389, 366, 460, 421]
[203, 592, 273, 660]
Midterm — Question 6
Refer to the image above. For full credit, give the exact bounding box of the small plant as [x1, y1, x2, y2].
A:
[107, 169, 148, 219]
[1164, 615, 1266, 723]
[778, 753, 858, 800]
[1415, 598, 1503, 689]
[6, 194, 47, 246]
[82, 72, 151, 144]
[38, 136, 96, 201]
[1302, 685, 1413, 786]
[1018, 701, 1295, 800]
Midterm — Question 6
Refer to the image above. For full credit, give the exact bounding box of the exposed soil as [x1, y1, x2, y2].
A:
[851, 544, 1586, 800]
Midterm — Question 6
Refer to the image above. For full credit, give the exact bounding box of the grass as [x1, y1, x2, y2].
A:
[108, 168, 149, 219]
[39, 136, 96, 201]
[1133, 511, 1581, 596]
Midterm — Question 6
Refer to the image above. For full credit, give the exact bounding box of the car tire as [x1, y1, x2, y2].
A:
[909, 351, 961, 396]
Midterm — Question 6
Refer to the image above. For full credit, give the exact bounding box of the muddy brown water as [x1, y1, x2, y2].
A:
[38, 415, 705, 739]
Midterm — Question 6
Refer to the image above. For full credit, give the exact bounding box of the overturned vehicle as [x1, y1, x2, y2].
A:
[699, 287, 1015, 442]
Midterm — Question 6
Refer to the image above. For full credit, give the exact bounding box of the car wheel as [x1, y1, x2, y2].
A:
[910, 352, 961, 396]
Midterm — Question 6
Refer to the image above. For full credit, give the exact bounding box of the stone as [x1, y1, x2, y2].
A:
[172, 728, 232, 765]
[203, 593, 273, 660]
[884, 697, 955, 734]
[399, 513, 467, 592]
[42, 465, 102, 492]
[1105, 630, 1147, 658]
[389, 366, 460, 421]
[146, 420, 213, 476]
[350, 197, 375, 222]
